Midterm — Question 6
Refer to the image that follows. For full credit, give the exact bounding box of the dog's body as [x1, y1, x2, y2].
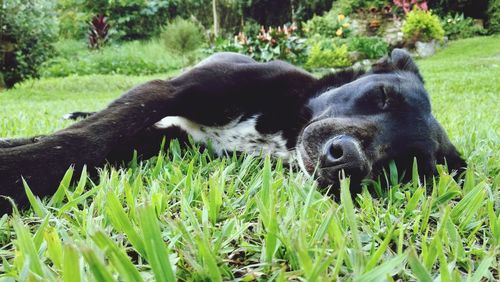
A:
[0, 49, 465, 214]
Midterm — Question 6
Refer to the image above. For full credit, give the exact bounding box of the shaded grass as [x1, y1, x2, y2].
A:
[0, 36, 498, 281]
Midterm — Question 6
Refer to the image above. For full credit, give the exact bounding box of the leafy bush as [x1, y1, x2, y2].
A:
[348, 36, 389, 59]
[82, 0, 171, 40]
[442, 14, 487, 40]
[487, 0, 500, 33]
[41, 40, 183, 77]
[242, 19, 262, 38]
[162, 18, 205, 56]
[402, 9, 445, 43]
[0, 0, 59, 88]
[212, 25, 308, 64]
[303, 11, 352, 38]
[57, 0, 91, 39]
[305, 42, 352, 69]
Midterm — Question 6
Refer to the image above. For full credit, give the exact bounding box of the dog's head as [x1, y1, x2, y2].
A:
[297, 49, 466, 193]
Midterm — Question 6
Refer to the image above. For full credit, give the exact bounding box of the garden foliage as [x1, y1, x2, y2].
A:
[487, 0, 500, 34]
[303, 12, 352, 38]
[402, 9, 445, 43]
[212, 25, 308, 64]
[442, 14, 487, 40]
[82, 0, 171, 40]
[348, 36, 389, 59]
[88, 14, 110, 49]
[162, 18, 206, 56]
[0, 0, 59, 88]
[305, 42, 352, 69]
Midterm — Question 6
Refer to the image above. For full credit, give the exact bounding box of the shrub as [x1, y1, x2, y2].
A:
[303, 11, 352, 38]
[402, 9, 445, 43]
[442, 14, 487, 40]
[0, 0, 59, 88]
[305, 42, 352, 69]
[487, 0, 500, 33]
[162, 18, 205, 56]
[242, 19, 262, 38]
[57, 0, 90, 39]
[348, 36, 389, 59]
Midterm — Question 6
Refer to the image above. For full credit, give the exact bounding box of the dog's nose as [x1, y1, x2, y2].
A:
[322, 135, 363, 168]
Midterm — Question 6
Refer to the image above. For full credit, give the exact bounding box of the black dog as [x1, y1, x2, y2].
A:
[0, 49, 465, 214]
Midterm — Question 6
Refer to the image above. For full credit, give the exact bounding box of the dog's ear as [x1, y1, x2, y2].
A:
[370, 49, 424, 82]
[390, 49, 424, 82]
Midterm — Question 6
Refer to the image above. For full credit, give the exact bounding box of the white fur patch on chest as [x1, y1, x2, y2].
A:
[154, 115, 291, 160]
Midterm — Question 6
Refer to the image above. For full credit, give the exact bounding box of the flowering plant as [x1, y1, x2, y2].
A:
[213, 24, 308, 64]
[393, 0, 428, 14]
[303, 12, 351, 38]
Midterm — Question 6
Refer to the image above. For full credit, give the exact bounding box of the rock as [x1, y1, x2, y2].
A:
[415, 40, 437, 57]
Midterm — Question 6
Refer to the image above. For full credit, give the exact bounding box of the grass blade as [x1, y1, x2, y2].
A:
[63, 243, 81, 282]
[137, 204, 176, 282]
[91, 230, 144, 282]
[81, 247, 115, 282]
[408, 248, 432, 282]
[355, 254, 405, 282]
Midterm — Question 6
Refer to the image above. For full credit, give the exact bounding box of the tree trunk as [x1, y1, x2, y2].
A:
[212, 0, 220, 37]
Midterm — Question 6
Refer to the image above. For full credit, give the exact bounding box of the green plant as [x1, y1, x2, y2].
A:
[211, 24, 308, 64]
[242, 19, 261, 38]
[487, 0, 500, 33]
[57, 1, 90, 39]
[162, 17, 205, 65]
[305, 42, 352, 69]
[402, 9, 445, 43]
[348, 36, 389, 59]
[303, 11, 352, 38]
[0, 0, 59, 88]
[82, 0, 171, 40]
[442, 14, 487, 40]
[88, 14, 110, 49]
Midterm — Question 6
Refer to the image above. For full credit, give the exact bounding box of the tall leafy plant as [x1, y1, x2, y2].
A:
[88, 14, 109, 49]
[0, 0, 59, 88]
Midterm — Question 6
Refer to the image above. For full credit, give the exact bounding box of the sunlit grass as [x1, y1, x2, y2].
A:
[0, 36, 498, 280]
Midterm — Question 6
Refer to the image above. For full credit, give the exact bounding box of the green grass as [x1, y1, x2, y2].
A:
[40, 39, 184, 78]
[0, 36, 499, 281]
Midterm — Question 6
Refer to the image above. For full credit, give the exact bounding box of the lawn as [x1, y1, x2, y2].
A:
[0, 37, 498, 281]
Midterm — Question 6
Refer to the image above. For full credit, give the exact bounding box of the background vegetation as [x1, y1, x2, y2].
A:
[1, 0, 499, 88]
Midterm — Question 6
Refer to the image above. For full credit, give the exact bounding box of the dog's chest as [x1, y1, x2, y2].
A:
[154, 115, 291, 159]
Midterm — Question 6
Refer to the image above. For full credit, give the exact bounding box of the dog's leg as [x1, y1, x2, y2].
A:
[0, 136, 44, 148]
[0, 80, 177, 213]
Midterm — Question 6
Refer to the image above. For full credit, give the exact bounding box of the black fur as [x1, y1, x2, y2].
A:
[0, 50, 466, 214]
